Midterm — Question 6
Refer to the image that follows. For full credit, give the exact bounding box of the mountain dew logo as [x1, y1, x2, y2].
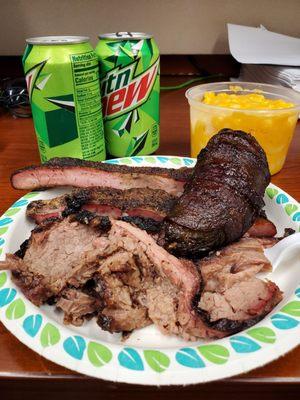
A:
[101, 58, 159, 120]
[25, 60, 48, 99]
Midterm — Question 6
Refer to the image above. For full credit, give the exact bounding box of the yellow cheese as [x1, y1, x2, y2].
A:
[202, 90, 294, 110]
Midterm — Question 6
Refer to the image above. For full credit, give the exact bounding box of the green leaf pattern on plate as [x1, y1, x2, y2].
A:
[281, 301, 300, 317]
[40, 323, 61, 347]
[198, 345, 230, 364]
[144, 157, 156, 164]
[4, 208, 21, 217]
[284, 204, 298, 216]
[87, 342, 112, 367]
[6, 298, 26, 319]
[247, 327, 276, 343]
[120, 158, 133, 165]
[0, 227, 8, 236]
[143, 350, 170, 373]
[266, 188, 278, 199]
[169, 157, 182, 165]
[0, 272, 6, 288]
[23, 192, 41, 199]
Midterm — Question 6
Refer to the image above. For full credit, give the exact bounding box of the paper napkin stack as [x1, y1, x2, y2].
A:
[227, 24, 300, 92]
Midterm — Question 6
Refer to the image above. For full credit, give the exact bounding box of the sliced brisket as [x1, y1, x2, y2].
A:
[0, 215, 111, 305]
[197, 237, 282, 333]
[0, 216, 281, 340]
[11, 157, 191, 195]
[91, 220, 217, 339]
[26, 187, 176, 233]
[82, 221, 281, 339]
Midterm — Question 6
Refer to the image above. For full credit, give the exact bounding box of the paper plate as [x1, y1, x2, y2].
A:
[0, 155, 299, 385]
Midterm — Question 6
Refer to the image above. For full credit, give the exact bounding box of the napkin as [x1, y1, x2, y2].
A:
[228, 24, 300, 92]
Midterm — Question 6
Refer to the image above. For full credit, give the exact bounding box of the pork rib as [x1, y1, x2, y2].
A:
[11, 157, 191, 195]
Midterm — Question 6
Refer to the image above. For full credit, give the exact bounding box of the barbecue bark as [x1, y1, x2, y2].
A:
[163, 129, 271, 257]
[11, 157, 191, 195]
[26, 187, 176, 233]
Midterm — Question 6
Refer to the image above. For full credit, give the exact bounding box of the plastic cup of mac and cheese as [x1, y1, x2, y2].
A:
[186, 82, 300, 174]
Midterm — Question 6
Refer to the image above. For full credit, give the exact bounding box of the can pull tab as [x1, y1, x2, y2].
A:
[116, 32, 133, 38]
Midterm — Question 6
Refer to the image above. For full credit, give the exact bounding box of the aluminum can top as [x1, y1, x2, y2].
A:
[98, 32, 152, 40]
[25, 36, 90, 45]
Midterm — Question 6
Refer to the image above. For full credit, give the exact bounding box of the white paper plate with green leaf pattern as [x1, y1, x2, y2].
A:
[0, 156, 300, 385]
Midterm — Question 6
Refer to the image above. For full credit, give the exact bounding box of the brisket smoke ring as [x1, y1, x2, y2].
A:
[26, 187, 176, 233]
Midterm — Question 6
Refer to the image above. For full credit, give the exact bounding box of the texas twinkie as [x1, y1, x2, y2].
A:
[96, 32, 160, 157]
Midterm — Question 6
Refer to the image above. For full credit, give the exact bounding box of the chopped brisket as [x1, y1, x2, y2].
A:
[91, 220, 210, 339]
[82, 221, 281, 339]
[0, 216, 282, 340]
[56, 288, 101, 326]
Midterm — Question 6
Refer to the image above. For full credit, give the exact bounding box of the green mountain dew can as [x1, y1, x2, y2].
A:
[23, 36, 106, 162]
[95, 32, 160, 157]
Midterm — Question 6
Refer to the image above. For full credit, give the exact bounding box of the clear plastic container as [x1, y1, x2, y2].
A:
[186, 82, 300, 175]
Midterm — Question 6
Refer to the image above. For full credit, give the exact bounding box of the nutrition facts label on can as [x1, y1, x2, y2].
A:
[70, 51, 105, 160]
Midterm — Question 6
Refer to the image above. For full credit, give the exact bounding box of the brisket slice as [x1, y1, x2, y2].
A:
[0, 215, 205, 337]
[164, 129, 271, 257]
[26, 187, 176, 233]
[91, 220, 222, 339]
[11, 157, 191, 195]
[84, 221, 281, 339]
[197, 237, 282, 333]
[0, 215, 111, 305]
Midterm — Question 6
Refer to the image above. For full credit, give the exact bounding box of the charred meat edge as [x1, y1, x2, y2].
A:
[11, 157, 192, 194]
[26, 187, 176, 223]
[1, 213, 282, 339]
[163, 129, 271, 257]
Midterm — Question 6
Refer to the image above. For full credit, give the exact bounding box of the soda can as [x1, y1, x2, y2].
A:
[23, 36, 106, 162]
[95, 32, 160, 157]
